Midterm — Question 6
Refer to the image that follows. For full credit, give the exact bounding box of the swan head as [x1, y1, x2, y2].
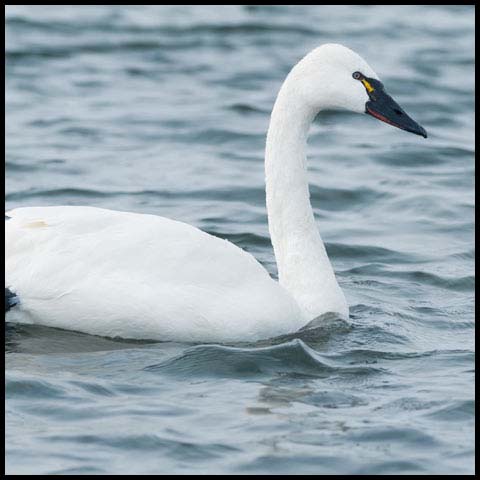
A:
[286, 43, 427, 138]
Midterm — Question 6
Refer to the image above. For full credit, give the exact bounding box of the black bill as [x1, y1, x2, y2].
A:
[355, 73, 427, 138]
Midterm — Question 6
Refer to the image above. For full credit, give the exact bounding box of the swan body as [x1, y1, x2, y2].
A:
[5, 44, 426, 342]
[5, 206, 305, 342]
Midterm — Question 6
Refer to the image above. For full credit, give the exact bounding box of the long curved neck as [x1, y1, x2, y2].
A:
[265, 82, 348, 320]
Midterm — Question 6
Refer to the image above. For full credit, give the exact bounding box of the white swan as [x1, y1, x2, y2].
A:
[5, 44, 426, 342]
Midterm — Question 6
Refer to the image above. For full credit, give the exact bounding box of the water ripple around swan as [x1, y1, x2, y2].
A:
[5, 5, 474, 476]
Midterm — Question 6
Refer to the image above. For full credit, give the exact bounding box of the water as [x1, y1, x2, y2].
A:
[5, 5, 475, 475]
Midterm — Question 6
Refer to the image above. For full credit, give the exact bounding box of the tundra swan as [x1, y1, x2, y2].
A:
[5, 44, 426, 342]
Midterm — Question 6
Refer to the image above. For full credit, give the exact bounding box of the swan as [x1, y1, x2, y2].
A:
[5, 43, 427, 342]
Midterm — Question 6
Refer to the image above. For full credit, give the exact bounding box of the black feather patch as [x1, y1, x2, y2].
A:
[5, 288, 19, 313]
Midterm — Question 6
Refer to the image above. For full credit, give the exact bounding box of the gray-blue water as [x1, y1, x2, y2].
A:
[5, 5, 475, 475]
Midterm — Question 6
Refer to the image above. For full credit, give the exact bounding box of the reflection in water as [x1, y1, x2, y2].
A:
[5, 323, 155, 355]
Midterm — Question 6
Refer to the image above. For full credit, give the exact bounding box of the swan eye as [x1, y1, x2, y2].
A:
[353, 71, 375, 93]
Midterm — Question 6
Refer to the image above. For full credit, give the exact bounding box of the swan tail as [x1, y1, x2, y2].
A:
[5, 288, 19, 313]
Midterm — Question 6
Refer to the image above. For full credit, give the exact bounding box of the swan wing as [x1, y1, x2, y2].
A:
[5, 206, 304, 341]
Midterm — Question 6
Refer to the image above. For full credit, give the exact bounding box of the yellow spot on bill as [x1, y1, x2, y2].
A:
[361, 79, 374, 93]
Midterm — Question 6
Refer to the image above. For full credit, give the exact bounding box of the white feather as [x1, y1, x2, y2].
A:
[5, 44, 378, 341]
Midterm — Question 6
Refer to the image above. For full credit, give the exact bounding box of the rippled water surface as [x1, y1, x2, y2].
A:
[5, 5, 475, 475]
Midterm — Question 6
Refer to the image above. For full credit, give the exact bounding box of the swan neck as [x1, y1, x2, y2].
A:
[265, 84, 348, 320]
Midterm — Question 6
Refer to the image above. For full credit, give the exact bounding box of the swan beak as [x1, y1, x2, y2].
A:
[365, 87, 427, 138]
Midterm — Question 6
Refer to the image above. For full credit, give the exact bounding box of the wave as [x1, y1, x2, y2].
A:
[144, 338, 384, 379]
[344, 264, 474, 292]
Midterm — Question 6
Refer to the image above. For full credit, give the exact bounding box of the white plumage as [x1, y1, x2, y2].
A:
[5, 206, 305, 341]
[6, 44, 401, 342]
